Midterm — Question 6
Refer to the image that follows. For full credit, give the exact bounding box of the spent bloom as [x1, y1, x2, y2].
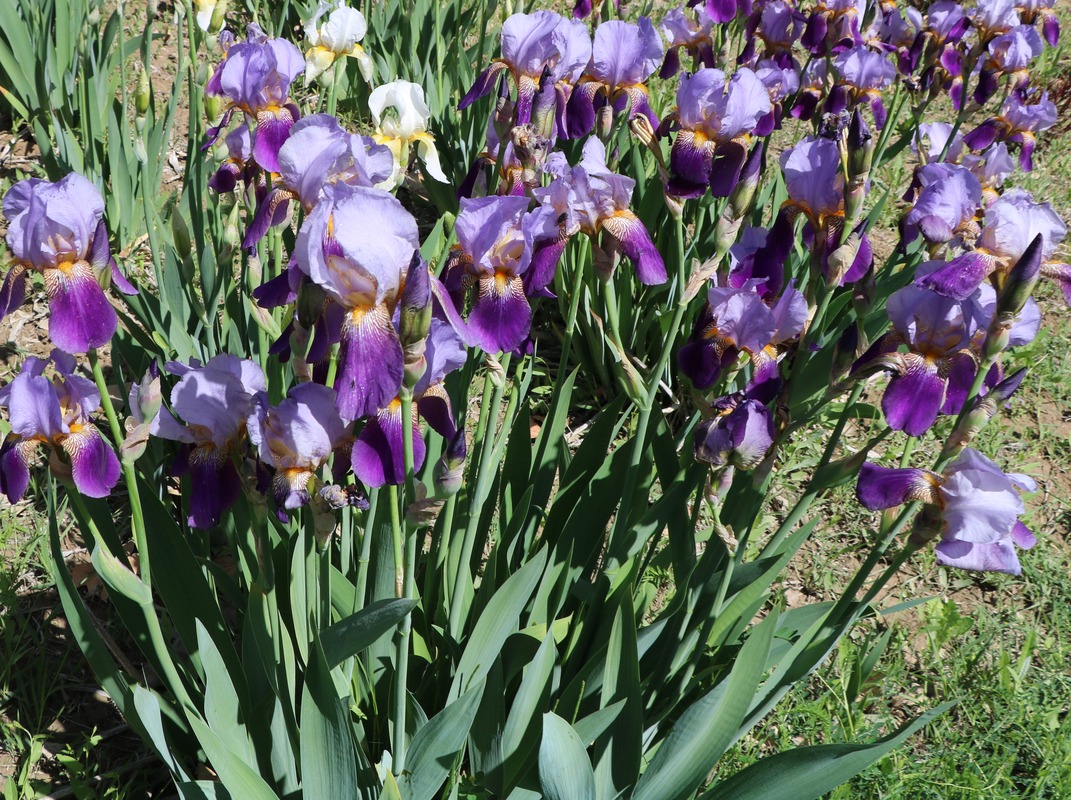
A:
[370, 80, 448, 188]
[1, 174, 136, 354]
[857, 449, 1037, 575]
[151, 355, 266, 529]
[303, 0, 374, 85]
[0, 351, 120, 502]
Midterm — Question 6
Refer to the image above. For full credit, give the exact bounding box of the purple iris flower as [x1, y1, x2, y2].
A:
[1017, 0, 1060, 46]
[694, 394, 775, 470]
[753, 59, 799, 135]
[208, 126, 255, 193]
[975, 24, 1043, 104]
[790, 59, 828, 121]
[0, 351, 120, 502]
[566, 18, 664, 139]
[902, 163, 982, 247]
[918, 189, 1068, 301]
[242, 113, 394, 249]
[206, 25, 304, 173]
[963, 87, 1057, 171]
[970, 0, 1022, 44]
[962, 143, 1016, 198]
[664, 68, 772, 199]
[434, 195, 556, 354]
[353, 318, 466, 487]
[1, 174, 137, 355]
[247, 382, 353, 517]
[780, 135, 843, 230]
[829, 46, 897, 128]
[856, 449, 1037, 575]
[530, 138, 667, 290]
[150, 354, 266, 528]
[801, 0, 865, 55]
[296, 184, 420, 419]
[659, 5, 715, 78]
[460, 11, 591, 130]
[572, 0, 620, 19]
[740, 0, 805, 66]
[912, 122, 965, 165]
[677, 278, 807, 396]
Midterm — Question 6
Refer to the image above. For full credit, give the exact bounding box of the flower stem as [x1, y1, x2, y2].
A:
[88, 349, 150, 590]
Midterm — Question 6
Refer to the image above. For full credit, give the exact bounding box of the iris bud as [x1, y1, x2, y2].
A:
[297, 281, 327, 330]
[531, 67, 556, 141]
[399, 253, 432, 347]
[595, 105, 614, 142]
[728, 144, 764, 220]
[433, 430, 467, 497]
[996, 233, 1043, 318]
[940, 368, 1026, 459]
[172, 211, 192, 260]
[209, 0, 228, 34]
[135, 69, 151, 116]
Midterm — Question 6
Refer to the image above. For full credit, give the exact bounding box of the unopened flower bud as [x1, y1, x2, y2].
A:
[399, 252, 432, 346]
[826, 231, 862, 286]
[208, 0, 229, 34]
[595, 105, 614, 142]
[997, 233, 1043, 318]
[714, 213, 743, 255]
[531, 66, 556, 140]
[847, 108, 873, 181]
[830, 322, 860, 382]
[172, 211, 192, 260]
[940, 367, 1026, 459]
[493, 76, 515, 146]
[135, 69, 151, 116]
[205, 93, 224, 123]
[297, 280, 327, 330]
[433, 430, 467, 496]
[728, 144, 764, 219]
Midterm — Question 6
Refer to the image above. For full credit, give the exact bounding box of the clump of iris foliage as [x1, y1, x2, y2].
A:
[0, 0, 1065, 796]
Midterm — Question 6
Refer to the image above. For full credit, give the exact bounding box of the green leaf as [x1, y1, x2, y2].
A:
[300, 644, 360, 800]
[500, 633, 557, 786]
[196, 622, 254, 770]
[633, 611, 778, 800]
[176, 782, 235, 800]
[398, 681, 484, 800]
[321, 598, 417, 669]
[449, 547, 547, 701]
[539, 713, 596, 800]
[90, 543, 151, 605]
[188, 715, 280, 800]
[704, 703, 954, 800]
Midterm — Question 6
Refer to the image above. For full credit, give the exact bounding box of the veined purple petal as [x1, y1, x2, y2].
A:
[335, 304, 404, 419]
[940, 352, 977, 416]
[0, 438, 35, 503]
[525, 235, 568, 296]
[253, 106, 297, 173]
[459, 61, 509, 111]
[591, 18, 663, 88]
[1012, 520, 1037, 549]
[707, 0, 739, 24]
[417, 386, 456, 440]
[882, 355, 946, 436]
[187, 447, 241, 529]
[61, 428, 120, 498]
[679, 327, 733, 390]
[916, 251, 997, 299]
[242, 187, 295, 251]
[709, 140, 749, 198]
[352, 399, 426, 487]
[599, 211, 666, 285]
[43, 262, 117, 354]
[856, 461, 940, 509]
[0, 266, 27, 319]
[565, 80, 602, 139]
[935, 538, 1022, 574]
[468, 274, 532, 353]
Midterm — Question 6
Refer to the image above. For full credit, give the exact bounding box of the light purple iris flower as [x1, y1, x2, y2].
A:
[150, 355, 265, 528]
[919, 189, 1069, 301]
[208, 126, 254, 193]
[970, 0, 1022, 44]
[1017, 0, 1060, 46]
[753, 59, 799, 135]
[664, 68, 772, 199]
[790, 58, 827, 121]
[206, 25, 304, 173]
[247, 382, 352, 517]
[856, 449, 1037, 575]
[911, 122, 965, 165]
[962, 143, 1016, 197]
[566, 18, 664, 139]
[460, 11, 591, 129]
[0, 351, 120, 502]
[829, 46, 897, 127]
[1, 174, 137, 355]
[659, 5, 715, 78]
[296, 184, 420, 419]
[242, 113, 394, 249]
[434, 195, 556, 354]
[781, 135, 844, 227]
[902, 163, 982, 247]
[740, 0, 805, 66]
[975, 24, 1043, 104]
[530, 138, 667, 290]
[353, 318, 466, 487]
[677, 278, 807, 397]
[963, 88, 1057, 171]
[801, 0, 865, 55]
[694, 394, 775, 470]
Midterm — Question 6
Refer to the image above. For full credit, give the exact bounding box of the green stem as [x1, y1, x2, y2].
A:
[326, 59, 343, 117]
[389, 483, 407, 771]
[88, 349, 149, 589]
[555, 244, 587, 389]
[353, 487, 378, 614]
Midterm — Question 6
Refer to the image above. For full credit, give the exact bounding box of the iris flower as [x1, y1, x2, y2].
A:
[857, 449, 1036, 574]
[0, 351, 120, 502]
[303, 0, 374, 85]
[150, 355, 266, 529]
[963, 87, 1057, 171]
[1, 174, 136, 354]
[296, 184, 420, 419]
[206, 25, 304, 173]
[369, 80, 448, 188]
